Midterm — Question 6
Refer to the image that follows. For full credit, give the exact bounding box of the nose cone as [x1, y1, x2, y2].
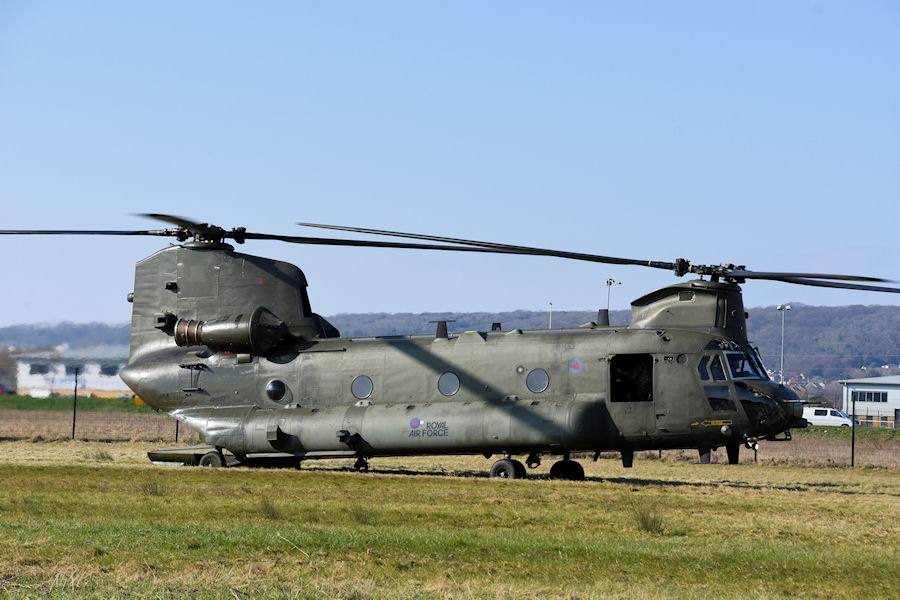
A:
[735, 381, 792, 436]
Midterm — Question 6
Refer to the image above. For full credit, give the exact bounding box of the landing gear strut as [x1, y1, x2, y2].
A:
[726, 443, 740, 465]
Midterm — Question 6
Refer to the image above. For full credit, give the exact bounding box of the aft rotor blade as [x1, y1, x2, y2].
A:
[138, 213, 208, 231]
[0, 229, 174, 236]
[298, 222, 678, 271]
[242, 232, 526, 254]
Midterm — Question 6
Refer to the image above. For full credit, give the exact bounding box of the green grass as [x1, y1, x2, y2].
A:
[792, 425, 899, 443]
[0, 394, 153, 413]
[0, 449, 897, 599]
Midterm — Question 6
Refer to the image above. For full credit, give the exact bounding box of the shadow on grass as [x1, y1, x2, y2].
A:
[295, 463, 896, 497]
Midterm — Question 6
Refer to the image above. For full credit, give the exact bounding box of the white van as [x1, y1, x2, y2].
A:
[802, 407, 855, 427]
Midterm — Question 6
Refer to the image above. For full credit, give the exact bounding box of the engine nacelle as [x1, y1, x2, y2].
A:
[174, 307, 288, 353]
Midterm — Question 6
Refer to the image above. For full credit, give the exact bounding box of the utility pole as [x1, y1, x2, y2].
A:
[777, 304, 791, 384]
[606, 278, 620, 312]
[851, 391, 856, 468]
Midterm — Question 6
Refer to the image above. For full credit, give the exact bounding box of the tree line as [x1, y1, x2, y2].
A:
[1, 303, 897, 381]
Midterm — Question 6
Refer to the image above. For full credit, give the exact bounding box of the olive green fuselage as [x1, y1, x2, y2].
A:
[119, 243, 802, 462]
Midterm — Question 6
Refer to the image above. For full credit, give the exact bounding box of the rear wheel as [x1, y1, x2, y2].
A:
[549, 459, 584, 481]
[511, 459, 527, 479]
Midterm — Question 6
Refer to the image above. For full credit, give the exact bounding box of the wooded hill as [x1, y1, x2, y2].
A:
[1, 304, 897, 380]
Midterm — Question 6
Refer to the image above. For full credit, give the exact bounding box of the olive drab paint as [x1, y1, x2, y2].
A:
[119, 240, 806, 477]
[12, 214, 895, 478]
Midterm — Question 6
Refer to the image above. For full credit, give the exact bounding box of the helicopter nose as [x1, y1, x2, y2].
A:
[780, 400, 807, 429]
[735, 381, 790, 435]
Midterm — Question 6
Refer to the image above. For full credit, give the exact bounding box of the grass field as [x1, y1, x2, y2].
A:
[0, 440, 897, 599]
[2, 393, 897, 468]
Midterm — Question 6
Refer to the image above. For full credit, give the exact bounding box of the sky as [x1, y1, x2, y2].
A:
[1, 2, 898, 327]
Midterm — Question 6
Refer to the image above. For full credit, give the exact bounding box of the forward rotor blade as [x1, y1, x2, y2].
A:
[298, 222, 677, 271]
[771, 277, 900, 294]
[300, 223, 898, 287]
[727, 269, 892, 284]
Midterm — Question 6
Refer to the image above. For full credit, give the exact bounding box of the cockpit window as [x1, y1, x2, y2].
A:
[725, 351, 762, 380]
[697, 356, 711, 381]
[747, 347, 770, 380]
[709, 355, 727, 381]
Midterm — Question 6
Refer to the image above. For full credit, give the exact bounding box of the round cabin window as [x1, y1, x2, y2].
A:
[351, 375, 374, 400]
[526, 368, 549, 393]
[438, 372, 460, 396]
[266, 379, 287, 402]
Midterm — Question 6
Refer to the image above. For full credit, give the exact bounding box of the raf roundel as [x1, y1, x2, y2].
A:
[569, 359, 584, 374]
[410, 418, 422, 429]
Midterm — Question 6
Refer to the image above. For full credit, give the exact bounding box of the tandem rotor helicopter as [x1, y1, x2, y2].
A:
[4, 214, 899, 479]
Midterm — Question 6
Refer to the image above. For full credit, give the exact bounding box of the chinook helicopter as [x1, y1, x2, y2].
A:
[4, 214, 899, 479]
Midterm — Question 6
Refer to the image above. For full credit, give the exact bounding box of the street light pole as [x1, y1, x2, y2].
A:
[777, 304, 791, 384]
[606, 279, 620, 312]
[548, 302, 553, 329]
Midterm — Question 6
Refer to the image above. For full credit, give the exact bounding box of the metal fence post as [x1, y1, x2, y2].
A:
[71, 367, 79, 440]
[851, 393, 856, 468]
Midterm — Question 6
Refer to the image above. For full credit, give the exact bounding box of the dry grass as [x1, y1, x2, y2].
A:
[0, 408, 200, 443]
[0, 442, 896, 599]
[624, 438, 898, 470]
[1, 407, 896, 471]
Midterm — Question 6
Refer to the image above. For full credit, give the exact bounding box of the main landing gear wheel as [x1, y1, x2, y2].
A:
[353, 457, 369, 472]
[511, 459, 527, 479]
[549, 459, 584, 481]
[199, 450, 224, 467]
[489, 458, 525, 479]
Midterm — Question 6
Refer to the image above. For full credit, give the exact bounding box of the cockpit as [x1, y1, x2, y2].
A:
[724, 350, 767, 380]
[697, 349, 768, 383]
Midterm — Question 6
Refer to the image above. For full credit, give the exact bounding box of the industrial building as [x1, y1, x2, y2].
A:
[840, 375, 900, 428]
[14, 345, 133, 399]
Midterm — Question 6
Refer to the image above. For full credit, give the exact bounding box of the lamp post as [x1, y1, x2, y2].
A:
[606, 279, 620, 312]
[777, 304, 791, 384]
[548, 302, 553, 329]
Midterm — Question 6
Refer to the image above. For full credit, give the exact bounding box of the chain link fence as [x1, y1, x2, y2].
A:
[0, 396, 200, 444]
[1, 397, 896, 470]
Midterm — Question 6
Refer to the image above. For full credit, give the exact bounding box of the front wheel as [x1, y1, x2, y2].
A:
[489, 458, 520, 479]
[199, 451, 224, 467]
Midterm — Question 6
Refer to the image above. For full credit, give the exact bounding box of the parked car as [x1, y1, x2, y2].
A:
[802, 406, 855, 427]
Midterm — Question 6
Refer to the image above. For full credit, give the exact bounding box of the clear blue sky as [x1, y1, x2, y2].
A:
[1, 2, 898, 327]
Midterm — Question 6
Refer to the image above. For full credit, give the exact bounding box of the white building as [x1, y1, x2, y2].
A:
[14, 345, 133, 399]
[840, 375, 900, 429]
